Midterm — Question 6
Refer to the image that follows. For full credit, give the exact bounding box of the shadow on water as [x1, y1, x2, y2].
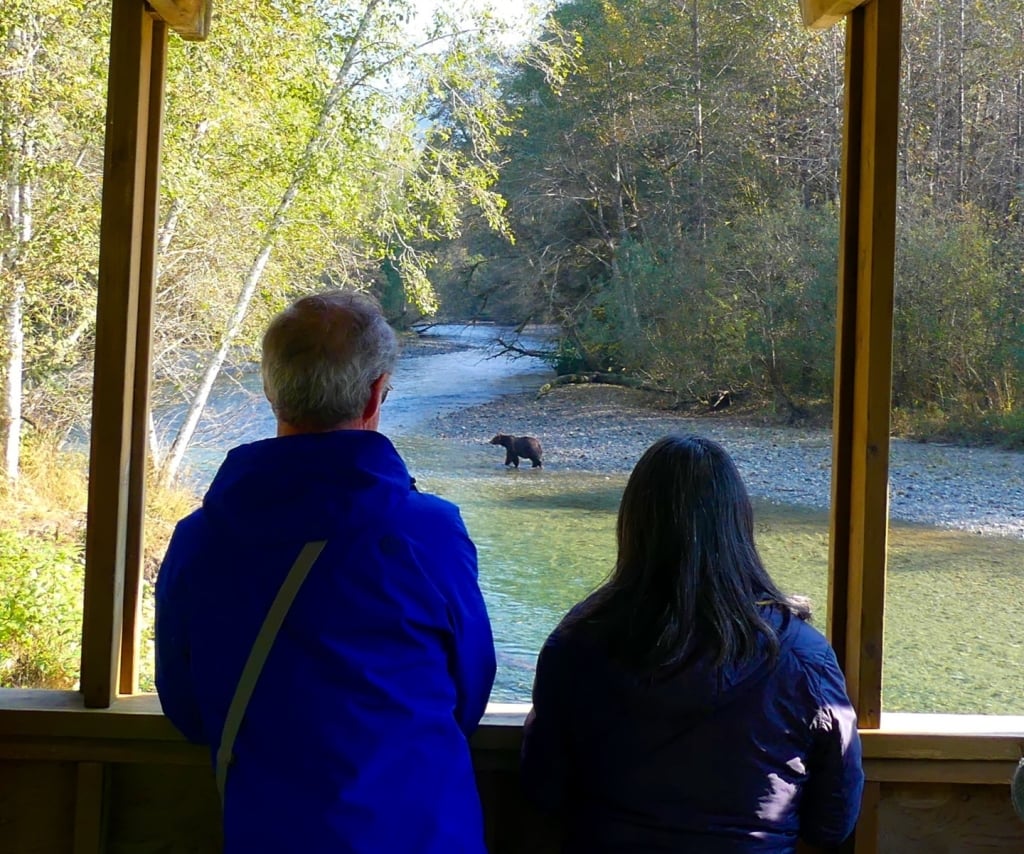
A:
[485, 484, 625, 513]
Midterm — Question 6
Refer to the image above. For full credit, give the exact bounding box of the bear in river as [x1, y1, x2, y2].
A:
[489, 434, 543, 468]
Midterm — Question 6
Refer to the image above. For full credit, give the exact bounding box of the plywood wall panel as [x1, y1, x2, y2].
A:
[0, 761, 76, 853]
[105, 763, 221, 853]
[879, 783, 1023, 853]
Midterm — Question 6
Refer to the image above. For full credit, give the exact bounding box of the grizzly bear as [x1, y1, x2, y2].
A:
[489, 434, 543, 468]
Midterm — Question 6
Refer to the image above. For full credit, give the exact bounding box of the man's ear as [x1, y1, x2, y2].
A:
[362, 373, 390, 424]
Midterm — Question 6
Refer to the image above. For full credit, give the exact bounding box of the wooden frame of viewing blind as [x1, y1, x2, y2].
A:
[80, 0, 902, 759]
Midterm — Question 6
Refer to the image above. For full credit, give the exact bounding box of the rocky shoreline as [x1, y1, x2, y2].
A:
[431, 383, 1024, 539]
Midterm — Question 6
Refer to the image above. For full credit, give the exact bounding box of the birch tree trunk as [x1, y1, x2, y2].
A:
[156, 0, 383, 487]
[1, 176, 25, 482]
[933, 11, 945, 199]
[1, 25, 32, 483]
[2, 163, 30, 482]
[1015, 67, 1023, 223]
[956, 0, 966, 204]
[611, 154, 641, 351]
[690, 0, 706, 243]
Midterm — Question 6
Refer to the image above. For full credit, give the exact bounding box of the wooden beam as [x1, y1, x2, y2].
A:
[145, 0, 211, 41]
[862, 732, 1024, 763]
[854, 782, 881, 854]
[0, 691, 203, 751]
[0, 738, 208, 765]
[827, 0, 863, 711]
[800, 0, 870, 30]
[72, 762, 108, 854]
[827, 0, 902, 731]
[864, 760, 1022, 785]
[81, 0, 155, 709]
[120, 21, 168, 697]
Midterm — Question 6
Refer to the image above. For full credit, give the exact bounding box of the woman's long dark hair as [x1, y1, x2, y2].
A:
[571, 435, 810, 671]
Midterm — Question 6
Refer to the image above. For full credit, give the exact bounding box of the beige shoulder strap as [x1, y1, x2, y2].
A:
[216, 539, 327, 805]
[1012, 758, 1024, 822]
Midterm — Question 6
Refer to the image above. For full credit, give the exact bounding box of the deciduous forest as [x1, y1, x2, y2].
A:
[0, 0, 1022, 684]
[3, 0, 1022, 484]
[433, 0, 1023, 440]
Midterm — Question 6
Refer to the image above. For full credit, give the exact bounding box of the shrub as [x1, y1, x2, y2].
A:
[0, 529, 84, 688]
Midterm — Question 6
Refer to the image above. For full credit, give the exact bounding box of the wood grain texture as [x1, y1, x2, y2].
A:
[82, 0, 155, 709]
[73, 762, 107, 854]
[827, 0, 864, 704]
[862, 731, 1024, 762]
[0, 737, 207, 765]
[866, 759, 1021, 785]
[800, 0, 870, 29]
[878, 783, 1024, 853]
[106, 762, 222, 853]
[0, 752, 1021, 852]
[855, 782, 881, 854]
[0, 691, 184, 742]
[827, 0, 902, 731]
[0, 761, 76, 853]
[121, 21, 168, 697]
[146, 0, 211, 41]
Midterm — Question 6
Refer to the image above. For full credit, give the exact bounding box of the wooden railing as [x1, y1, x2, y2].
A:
[1, 690, 1021, 853]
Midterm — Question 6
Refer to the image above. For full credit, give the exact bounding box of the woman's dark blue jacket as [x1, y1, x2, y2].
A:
[521, 606, 864, 852]
[155, 430, 496, 854]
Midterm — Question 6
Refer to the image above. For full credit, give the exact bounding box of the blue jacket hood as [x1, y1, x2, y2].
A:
[202, 430, 413, 543]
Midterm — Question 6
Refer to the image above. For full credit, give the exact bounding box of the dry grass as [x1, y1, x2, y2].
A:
[1, 432, 200, 569]
[144, 480, 201, 579]
[1, 435, 90, 543]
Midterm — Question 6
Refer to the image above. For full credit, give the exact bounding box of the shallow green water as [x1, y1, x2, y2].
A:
[398, 436, 1024, 714]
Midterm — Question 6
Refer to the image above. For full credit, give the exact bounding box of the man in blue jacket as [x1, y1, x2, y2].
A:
[155, 289, 496, 853]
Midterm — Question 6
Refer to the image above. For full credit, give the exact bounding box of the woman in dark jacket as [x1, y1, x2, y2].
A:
[521, 435, 864, 853]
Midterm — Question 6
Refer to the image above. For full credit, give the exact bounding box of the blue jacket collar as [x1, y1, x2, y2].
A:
[202, 430, 412, 543]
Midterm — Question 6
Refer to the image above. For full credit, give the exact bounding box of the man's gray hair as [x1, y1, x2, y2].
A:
[261, 289, 399, 429]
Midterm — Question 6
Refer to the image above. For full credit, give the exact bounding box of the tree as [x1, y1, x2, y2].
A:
[450, 0, 845, 395]
[148, 0, 527, 485]
[1, 0, 107, 480]
[893, 205, 1020, 415]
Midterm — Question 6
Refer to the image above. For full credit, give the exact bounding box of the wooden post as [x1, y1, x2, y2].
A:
[854, 782, 882, 854]
[81, 0, 157, 708]
[800, 0, 868, 29]
[120, 21, 169, 696]
[827, 0, 902, 731]
[72, 762, 108, 854]
[146, 0, 212, 41]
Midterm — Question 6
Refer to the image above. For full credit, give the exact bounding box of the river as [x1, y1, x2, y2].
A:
[158, 324, 1024, 713]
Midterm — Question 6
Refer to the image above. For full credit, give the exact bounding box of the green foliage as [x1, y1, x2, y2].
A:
[893, 404, 1024, 450]
[894, 206, 1022, 415]
[0, 529, 84, 688]
[439, 0, 1022, 440]
[448, 0, 849, 406]
[1, 0, 109, 438]
[703, 202, 839, 404]
[541, 201, 839, 410]
[546, 338, 589, 375]
[2, 0, 532, 466]
[547, 323, 624, 375]
[4, 0, 1024, 452]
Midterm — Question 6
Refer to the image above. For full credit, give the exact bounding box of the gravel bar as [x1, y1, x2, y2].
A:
[431, 384, 1024, 539]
